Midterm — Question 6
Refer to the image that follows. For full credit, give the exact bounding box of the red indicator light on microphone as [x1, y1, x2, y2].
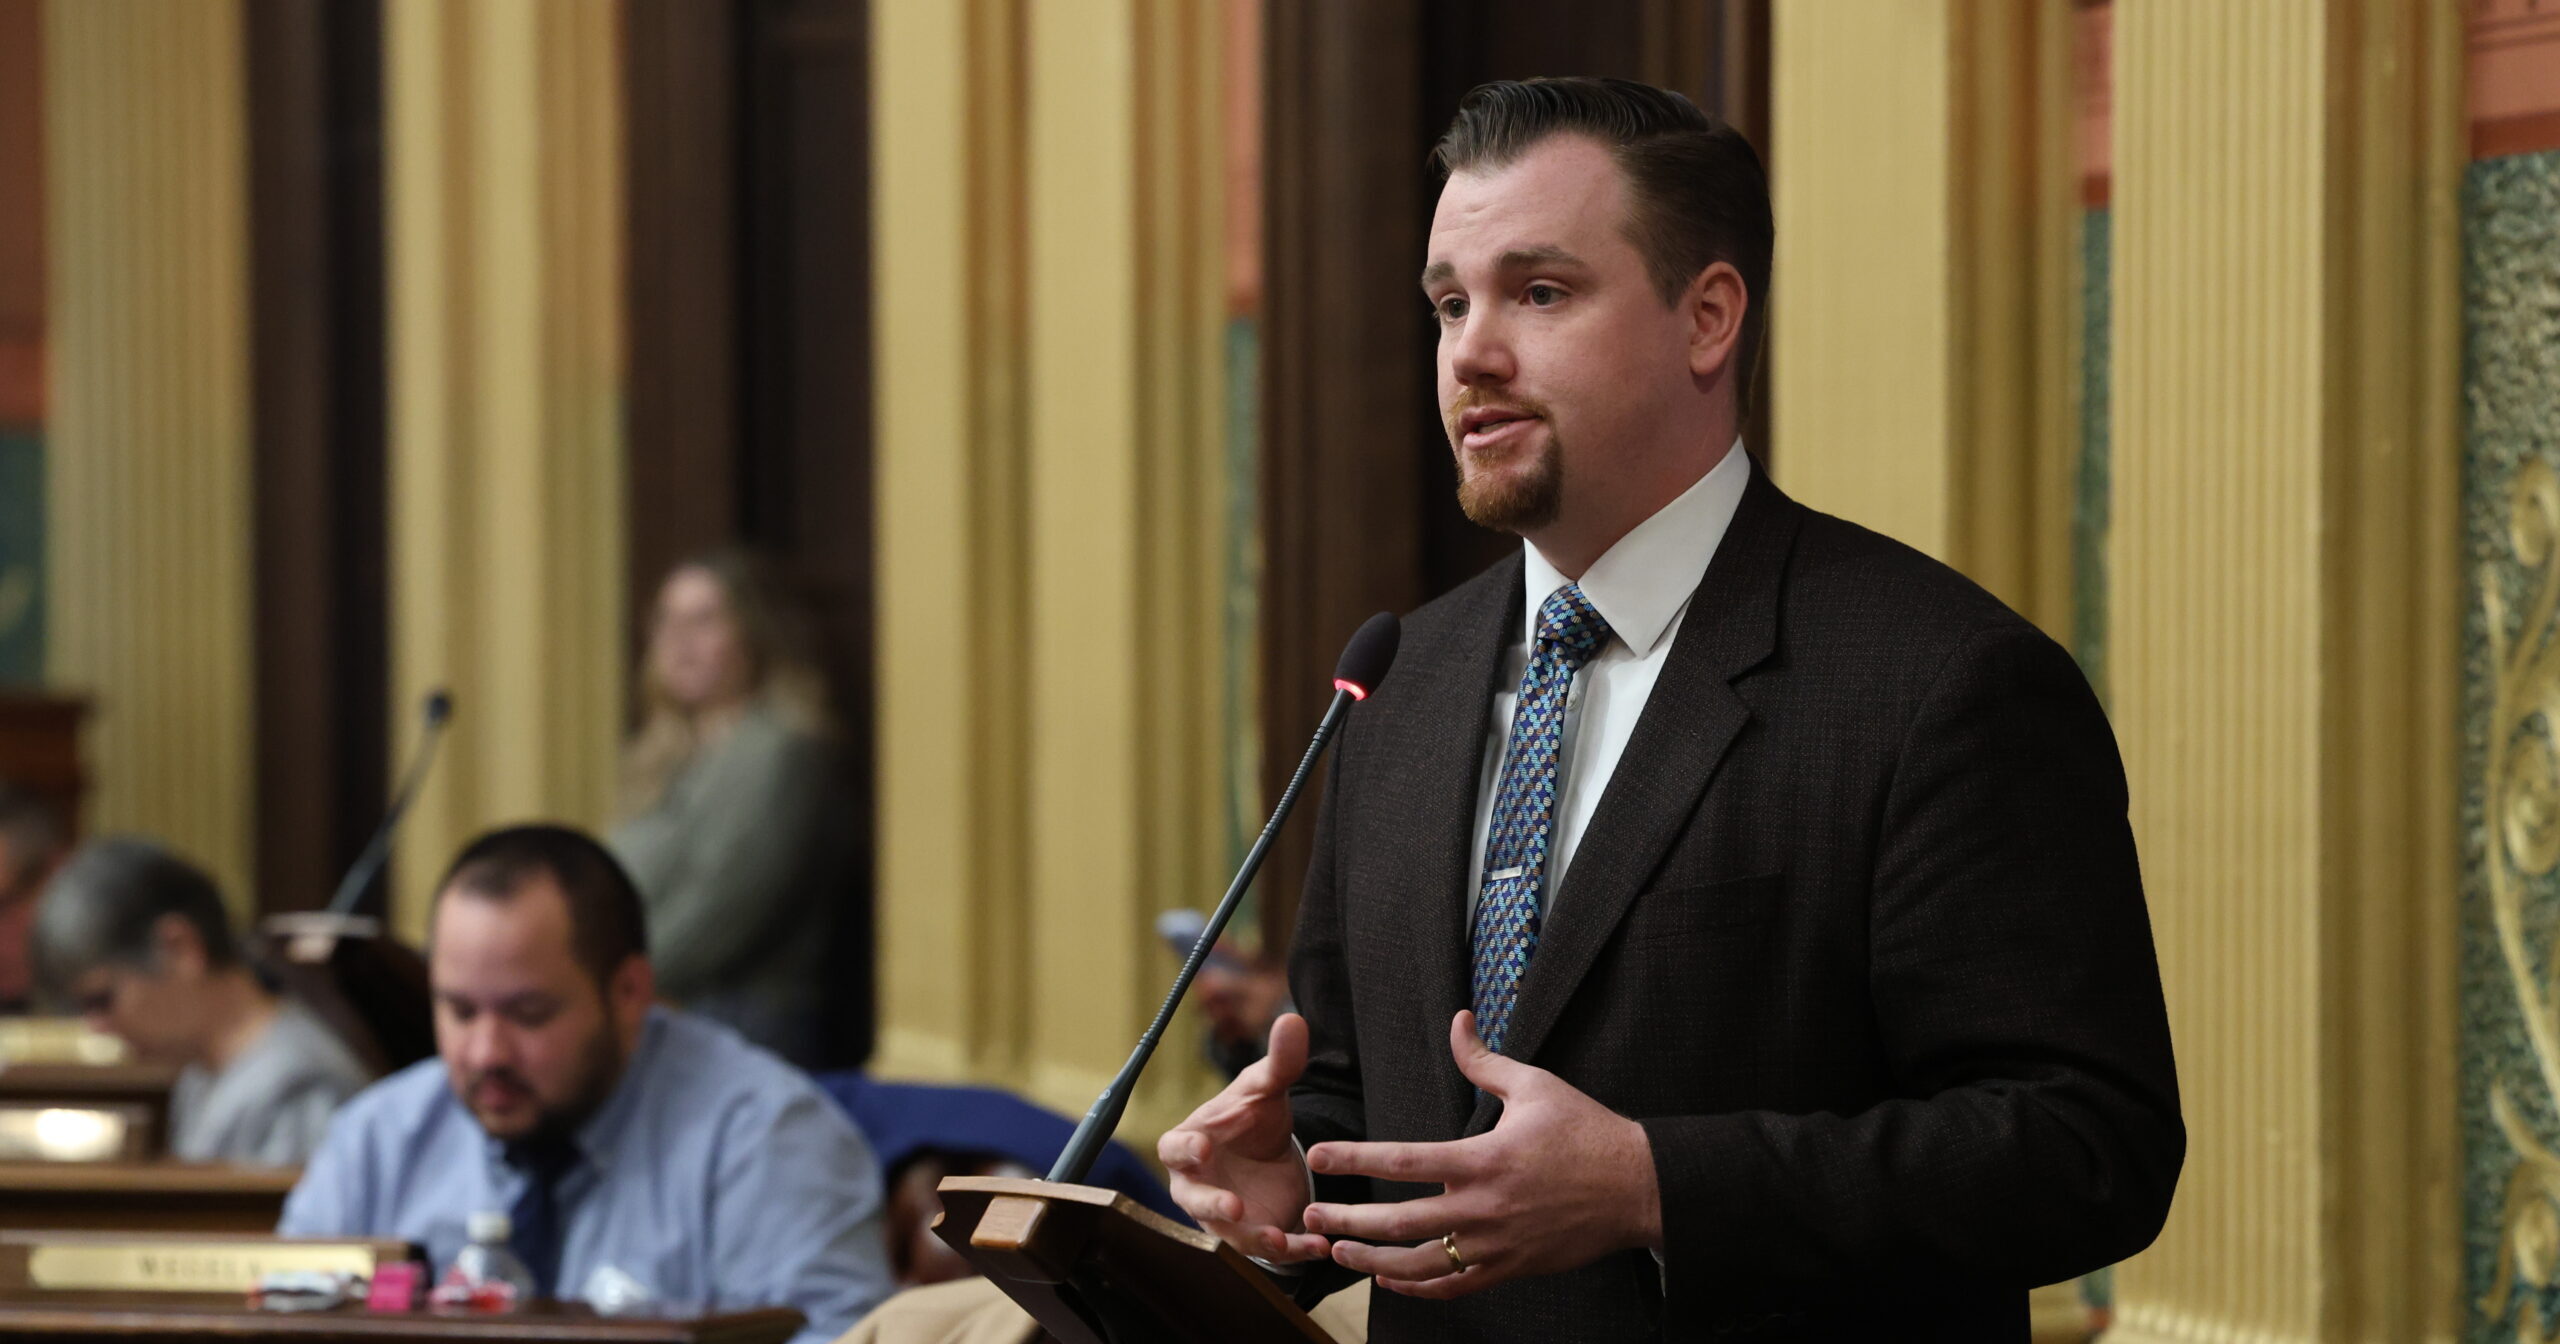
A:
[1333, 678, 1370, 701]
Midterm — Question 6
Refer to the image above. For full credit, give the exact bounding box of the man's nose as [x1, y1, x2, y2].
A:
[457, 1016, 516, 1071]
[1447, 306, 1515, 386]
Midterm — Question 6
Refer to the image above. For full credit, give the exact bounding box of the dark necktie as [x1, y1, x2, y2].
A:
[505, 1133, 581, 1299]
[1470, 582, 1613, 1055]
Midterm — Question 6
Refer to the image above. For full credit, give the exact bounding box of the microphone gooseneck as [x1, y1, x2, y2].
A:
[1047, 613, 1400, 1186]
[325, 689, 455, 917]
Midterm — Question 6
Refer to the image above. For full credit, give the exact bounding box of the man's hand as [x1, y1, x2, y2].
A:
[1299, 1010, 1663, 1299]
[1159, 1012, 1333, 1263]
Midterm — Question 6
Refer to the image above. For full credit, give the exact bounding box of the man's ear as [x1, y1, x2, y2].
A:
[1686, 261, 1748, 383]
[150, 912, 207, 980]
[608, 954, 655, 1038]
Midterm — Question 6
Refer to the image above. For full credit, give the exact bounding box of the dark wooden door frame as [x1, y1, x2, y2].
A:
[246, 0, 389, 916]
[624, 0, 876, 1068]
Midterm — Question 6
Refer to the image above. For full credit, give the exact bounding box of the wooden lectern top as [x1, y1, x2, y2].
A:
[934, 1176, 1334, 1344]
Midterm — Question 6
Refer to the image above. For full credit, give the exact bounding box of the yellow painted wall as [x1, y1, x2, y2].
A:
[871, 0, 1233, 1142]
[383, 0, 627, 939]
[1769, 0, 2078, 640]
[42, 0, 257, 914]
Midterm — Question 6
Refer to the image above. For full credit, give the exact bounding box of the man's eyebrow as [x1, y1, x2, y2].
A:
[1418, 246, 1592, 290]
[1498, 245, 1587, 271]
[436, 989, 560, 1012]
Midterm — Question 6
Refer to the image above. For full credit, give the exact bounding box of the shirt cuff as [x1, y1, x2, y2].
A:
[1246, 1136, 1321, 1276]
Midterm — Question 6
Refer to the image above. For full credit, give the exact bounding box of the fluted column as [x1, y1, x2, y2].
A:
[1768, 0, 2078, 637]
[2105, 2, 2462, 1339]
[871, 0, 1234, 1140]
[1019, 0, 1232, 1140]
[383, 0, 627, 938]
[871, 0, 1035, 1084]
[42, 0, 256, 910]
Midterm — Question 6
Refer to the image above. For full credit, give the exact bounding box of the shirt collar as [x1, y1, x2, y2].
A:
[480, 1007, 668, 1178]
[1522, 440, 1751, 657]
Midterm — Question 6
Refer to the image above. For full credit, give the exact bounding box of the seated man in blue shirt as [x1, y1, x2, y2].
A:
[280, 824, 891, 1340]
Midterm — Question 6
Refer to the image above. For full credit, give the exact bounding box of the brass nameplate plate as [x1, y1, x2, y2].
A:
[28, 1242, 379, 1293]
[0, 1106, 133, 1162]
[0, 1019, 126, 1066]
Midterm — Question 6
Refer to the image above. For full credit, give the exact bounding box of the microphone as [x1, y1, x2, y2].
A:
[1048, 613, 1400, 1185]
[324, 689, 455, 917]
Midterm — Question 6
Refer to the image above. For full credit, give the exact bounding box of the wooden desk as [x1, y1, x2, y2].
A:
[0, 1163, 297, 1233]
[0, 1302, 805, 1344]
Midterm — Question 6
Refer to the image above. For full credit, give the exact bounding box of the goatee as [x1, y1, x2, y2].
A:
[1456, 438, 1563, 533]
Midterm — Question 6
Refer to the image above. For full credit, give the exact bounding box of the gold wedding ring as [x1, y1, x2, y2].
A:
[1441, 1232, 1467, 1273]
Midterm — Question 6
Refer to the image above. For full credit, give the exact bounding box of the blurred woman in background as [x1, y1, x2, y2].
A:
[611, 550, 852, 1067]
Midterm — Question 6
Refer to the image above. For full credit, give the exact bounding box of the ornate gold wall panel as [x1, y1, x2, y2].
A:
[383, 0, 627, 939]
[2106, 2, 2461, 1339]
[872, 0, 1233, 1141]
[42, 0, 256, 911]
[1768, 0, 2078, 641]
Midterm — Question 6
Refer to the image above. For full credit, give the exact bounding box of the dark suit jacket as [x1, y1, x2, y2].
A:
[1287, 465, 2183, 1342]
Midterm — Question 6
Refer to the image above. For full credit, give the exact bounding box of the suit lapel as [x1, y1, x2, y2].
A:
[1367, 555, 1519, 1136]
[1471, 466, 1802, 1122]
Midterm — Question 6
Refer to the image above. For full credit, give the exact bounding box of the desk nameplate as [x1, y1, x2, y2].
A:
[28, 1243, 379, 1293]
[0, 1234, 414, 1300]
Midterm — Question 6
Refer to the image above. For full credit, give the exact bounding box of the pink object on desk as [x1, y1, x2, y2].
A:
[367, 1261, 425, 1312]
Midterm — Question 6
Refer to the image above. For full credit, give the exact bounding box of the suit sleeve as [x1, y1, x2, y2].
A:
[1640, 621, 2183, 1315]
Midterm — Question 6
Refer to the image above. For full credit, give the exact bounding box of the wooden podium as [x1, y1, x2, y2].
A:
[932, 1177, 1333, 1344]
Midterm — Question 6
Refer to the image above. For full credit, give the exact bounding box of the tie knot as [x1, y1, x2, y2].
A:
[1534, 583, 1613, 669]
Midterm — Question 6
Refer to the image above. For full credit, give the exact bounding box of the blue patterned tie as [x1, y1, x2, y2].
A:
[1471, 582, 1613, 1055]
[505, 1133, 579, 1298]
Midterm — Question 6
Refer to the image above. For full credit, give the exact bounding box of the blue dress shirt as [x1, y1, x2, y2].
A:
[280, 1008, 892, 1343]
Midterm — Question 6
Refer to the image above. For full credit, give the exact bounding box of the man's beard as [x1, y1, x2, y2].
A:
[1452, 421, 1563, 534]
[461, 1027, 626, 1142]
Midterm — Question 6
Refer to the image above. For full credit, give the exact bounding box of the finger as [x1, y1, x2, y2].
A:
[1301, 1195, 1463, 1243]
[1167, 1174, 1246, 1228]
[1250, 1225, 1332, 1263]
[1181, 1083, 1284, 1145]
[1306, 1138, 1478, 1185]
[1330, 1238, 1462, 1283]
[1449, 1010, 1539, 1099]
[1377, 1268, 1494, 1300]
[1269, 1230, 1333, 1262]
[1158, 1128, 1208, 1171]
[1257, 1011, 1310, 1092]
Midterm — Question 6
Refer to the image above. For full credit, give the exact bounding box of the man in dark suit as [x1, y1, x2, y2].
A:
[1159, 77, 2182, 1341]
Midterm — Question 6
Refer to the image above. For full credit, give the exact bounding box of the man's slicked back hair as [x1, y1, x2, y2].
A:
[1432, 76, 1773, 407]
[434, 824, 649, 987]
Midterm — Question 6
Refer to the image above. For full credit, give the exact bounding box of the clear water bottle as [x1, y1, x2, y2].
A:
[432, 1211, 535, 1311]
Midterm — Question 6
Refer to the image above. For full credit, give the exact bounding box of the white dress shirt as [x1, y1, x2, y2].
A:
[1465, 441, 1751, 923]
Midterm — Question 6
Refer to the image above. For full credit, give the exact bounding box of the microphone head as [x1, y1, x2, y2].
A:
[423, 689, 454, 726]
[1332, 612, 1401, 701]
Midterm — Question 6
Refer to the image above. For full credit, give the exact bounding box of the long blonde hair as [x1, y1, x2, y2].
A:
[618, 549, 832, 817]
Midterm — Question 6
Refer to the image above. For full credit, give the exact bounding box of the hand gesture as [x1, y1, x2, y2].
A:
[1300, 1010, 1662, 1298]
[1159, 1012, 1333, 1263]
